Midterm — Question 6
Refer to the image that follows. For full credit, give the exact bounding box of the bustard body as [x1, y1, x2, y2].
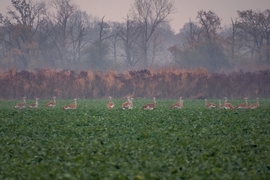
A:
[236, 98, 248, 109]
[170, 97, 183, 109]
[46, 96, 56, 108]
[122, 97, 133, 110]
[63, 98, 77, 110]
[29, 98, 39, 108]
[107, 96, 114, 109]
[14, 97, 26, 109]
[205, 99, 218, 109]
[222, 97, 235, 109]
[248, 98, 259, 109]
[142, 97, 156, 110]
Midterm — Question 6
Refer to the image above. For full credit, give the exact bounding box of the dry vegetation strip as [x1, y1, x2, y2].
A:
[0, 67, 270, 99]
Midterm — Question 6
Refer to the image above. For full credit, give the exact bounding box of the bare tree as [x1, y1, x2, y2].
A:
[149, 25, 170, 66]
[68, 10, 92, 63]
[178, 20, 202, 49]
[35, 17, 57, 67]
[260, 9, 270, 62]
[130, 0, 176, 67]
[229, 18, 237, 60]
[0, 0, 46, 69]
[172, 11, 228, 71]
[118, 15, 140, 67]
[148, 32, 160, 66]
[197, 10, 221, 42]
[49, 0, 75, 65]
[107, 22, 121, 68]
[236, 9, 270, 63]
[220, 18, 240, 62]
[87, 16, 112, 69]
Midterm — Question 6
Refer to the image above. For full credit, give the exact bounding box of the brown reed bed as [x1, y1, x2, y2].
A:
[0, 67, 269, 99]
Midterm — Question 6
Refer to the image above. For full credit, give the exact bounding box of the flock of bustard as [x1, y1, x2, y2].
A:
[13, 96, 259, 110]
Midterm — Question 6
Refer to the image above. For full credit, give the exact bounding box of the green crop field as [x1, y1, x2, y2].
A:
[0, 99, 270, 179]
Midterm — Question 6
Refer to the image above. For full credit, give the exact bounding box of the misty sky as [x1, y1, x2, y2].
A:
[0, 0, 269, 32]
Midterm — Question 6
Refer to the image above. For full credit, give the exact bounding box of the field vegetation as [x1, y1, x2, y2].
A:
[0, 99, 270, 179]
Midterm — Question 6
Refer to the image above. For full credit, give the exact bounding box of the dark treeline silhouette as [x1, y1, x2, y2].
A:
[0, 0, 269, 72]
[0, 67, 269, 100]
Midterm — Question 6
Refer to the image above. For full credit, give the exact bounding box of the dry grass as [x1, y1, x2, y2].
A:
[0, 67, 269, 99]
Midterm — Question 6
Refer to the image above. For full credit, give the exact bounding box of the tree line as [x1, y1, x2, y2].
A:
[171, 9, 270, 71]
[0, 0, 269, 71]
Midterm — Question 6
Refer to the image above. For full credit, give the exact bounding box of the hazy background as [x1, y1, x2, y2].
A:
[0, 0, 270, 72]
[1, 0, 269, 32]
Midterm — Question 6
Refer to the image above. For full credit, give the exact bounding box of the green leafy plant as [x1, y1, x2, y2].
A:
[0, 99, 269, 179]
